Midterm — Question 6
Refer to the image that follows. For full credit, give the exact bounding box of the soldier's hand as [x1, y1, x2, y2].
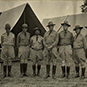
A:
[48, 46, 52, 50]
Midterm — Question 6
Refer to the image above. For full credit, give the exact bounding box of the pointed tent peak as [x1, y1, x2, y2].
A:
[24, 3, 32, 8]
[0, 2, 45, 38]
[20, 2, 29, 7]
[26, 3, 29, 6]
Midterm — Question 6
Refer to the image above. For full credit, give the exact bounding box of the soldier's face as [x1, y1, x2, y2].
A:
[49, 26, 54, 31]
[22, 28, 27, 32]
[35, 30, 40, 35]
[5, 28, 10, 33]
[75, 28, 81, 34]
[63, 24, 68, 31]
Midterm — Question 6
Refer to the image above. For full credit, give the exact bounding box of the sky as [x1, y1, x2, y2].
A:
[0, 0, 83, 23]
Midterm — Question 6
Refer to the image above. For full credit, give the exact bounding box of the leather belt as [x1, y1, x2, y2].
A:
[59, 44, 71, 46]
[31, 48, 42, 51]
[19, 45, 29, 46]
[2, 44, 14, 46]
[74, 47, 83, 50]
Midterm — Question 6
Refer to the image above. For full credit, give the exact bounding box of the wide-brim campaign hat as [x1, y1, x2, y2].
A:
[61, 21, 71, 27]
[34, 27, 41, 32]
[5, 23, 11, 29]
[47, 21, 56, 27]
[73, 25, 83, 31]
[22, 23, 28, 28]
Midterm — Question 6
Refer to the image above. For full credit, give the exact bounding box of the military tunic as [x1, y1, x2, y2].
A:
[58, 30, 73, 66]
[43, 30, 59, 65]
[1, 32, 15, 65]
[73, 34, 87, 67]
[30, 35, 43, 64]
[17, 31, 30, 63]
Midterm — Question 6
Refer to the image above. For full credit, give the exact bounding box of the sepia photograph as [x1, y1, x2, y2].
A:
[0, 0, 87, 87]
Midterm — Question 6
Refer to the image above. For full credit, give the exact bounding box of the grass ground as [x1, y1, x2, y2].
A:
[0, 59, 87, 87]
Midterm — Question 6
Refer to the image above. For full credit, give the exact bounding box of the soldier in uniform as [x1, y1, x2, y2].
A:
[73, 25, 87, 79]
[1, 23, 15, 78]
[30, 27, 44, 77]
[58, 21, 73, 79]
[17, 23, 30, 77]
[43, 21, 59, 79]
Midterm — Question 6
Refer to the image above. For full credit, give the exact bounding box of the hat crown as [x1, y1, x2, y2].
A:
[63, 21, 69, 24]
[34, 27, 40, 31]
[34, 27, 39, 30]
[34, 27, 41, 32]
[48, 21, 54, 25]
[73, 25, 83, 31]
[47, 21, 55, 27]
[22, 23, 28, 28]
[75, 25, 81, 28]
[5, 23, 11, 29]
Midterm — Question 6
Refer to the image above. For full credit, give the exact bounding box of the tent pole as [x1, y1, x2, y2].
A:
[24, 11, 25, 23]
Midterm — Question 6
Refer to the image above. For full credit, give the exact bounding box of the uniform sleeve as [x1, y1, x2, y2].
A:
[29, 33, 30, 39]
[17, 34, 20, 48]
[30, 37, 33, 47]
[50, 32, 59, 48]
[41, 36, 44, 50]
[83, 36, 87, 50]
[54, 33, 59, 46]
[71, 33, 74, 48]
[13, 34, 15, 46]
[43, 32, 48, 47]
[28, 33, 31, 46]
[1, 35, 3, 47]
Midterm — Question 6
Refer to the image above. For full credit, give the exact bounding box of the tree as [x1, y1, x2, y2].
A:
[80, 0, 87, 13]
[84, 0, 87, 5]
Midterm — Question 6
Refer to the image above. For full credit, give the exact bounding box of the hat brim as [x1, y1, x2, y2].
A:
[61, 23, 71, 27]
[47, 24, 55, 27]
[73, 27, 83, 31]
[34, 29, 41, 32]
[22, 26, 28, 28]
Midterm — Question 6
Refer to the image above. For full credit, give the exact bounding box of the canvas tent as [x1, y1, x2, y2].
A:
[0, 3, 46, 59]
[43, 13, 87, 36]
[0, 3, 46, 43]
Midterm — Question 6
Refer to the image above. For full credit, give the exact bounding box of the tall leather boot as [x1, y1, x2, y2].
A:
[61, 66, 65, 78]
[23, 64, 28, 76]
[8, 66, 11, 77]
[32, 65, 36, 76]
[37, 65, 41, 76]
[20, 64, 23, 75]
[66, 66, 70, 79]
[45, 65, 50, 78]
[75, 66, 79, 78]
[20, 63, 24, 77]
[52, 65, 56, 79]
[81, 68, 85, 79]
[3, 65, 7, 78]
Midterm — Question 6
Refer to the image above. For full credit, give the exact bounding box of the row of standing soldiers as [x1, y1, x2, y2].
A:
[1, 21, 87, 79]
